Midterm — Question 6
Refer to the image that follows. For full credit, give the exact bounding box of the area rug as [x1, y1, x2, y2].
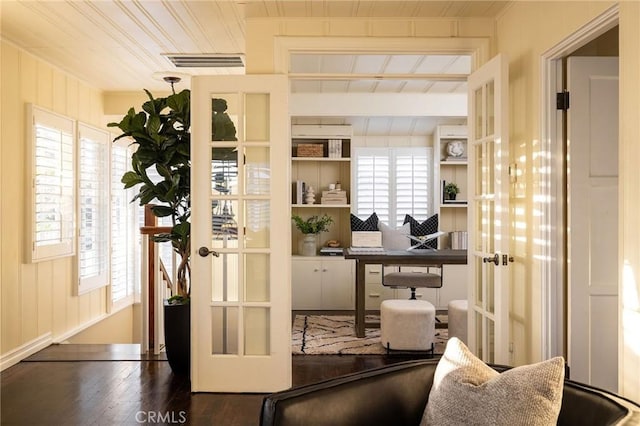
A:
[292, 315, 448, 355]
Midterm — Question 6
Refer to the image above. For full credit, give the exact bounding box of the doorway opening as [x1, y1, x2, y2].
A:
[541, 6, 619, 392]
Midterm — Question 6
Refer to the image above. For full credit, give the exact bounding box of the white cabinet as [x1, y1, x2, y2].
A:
[292, 257, 354, 310]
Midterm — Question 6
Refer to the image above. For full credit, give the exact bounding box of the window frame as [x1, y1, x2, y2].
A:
[25, 104, 76, 263]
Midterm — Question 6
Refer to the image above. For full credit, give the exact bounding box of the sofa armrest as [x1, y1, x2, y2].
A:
[260, 360, 439, 426]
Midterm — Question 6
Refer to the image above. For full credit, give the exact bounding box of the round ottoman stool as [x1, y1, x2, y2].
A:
[448, 299, 468, 344]
[380, 299, 435, 351]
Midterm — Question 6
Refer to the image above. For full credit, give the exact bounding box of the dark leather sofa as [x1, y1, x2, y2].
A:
[260, 359, 640, 426]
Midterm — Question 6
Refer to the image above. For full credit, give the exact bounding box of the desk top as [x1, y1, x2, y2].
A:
[344, 248, 467, 264]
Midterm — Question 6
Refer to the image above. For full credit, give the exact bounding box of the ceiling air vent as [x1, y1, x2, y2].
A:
[164, 54, 244, 68]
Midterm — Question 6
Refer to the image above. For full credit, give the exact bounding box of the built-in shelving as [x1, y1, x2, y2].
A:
[434, 124, 469, 249]
[291, 124, 353, 255]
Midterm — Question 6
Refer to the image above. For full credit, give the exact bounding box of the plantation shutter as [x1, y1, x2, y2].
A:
[26, 105, 76, 262]
[353, 149, 390, 225]
[394, 148, 431, 226]
[77, 123, 110, 294]
[111, 143, 136, 303]
[353, 147, 432, 227]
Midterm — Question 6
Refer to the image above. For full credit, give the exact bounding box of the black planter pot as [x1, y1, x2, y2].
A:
[164, 302, 190, 375]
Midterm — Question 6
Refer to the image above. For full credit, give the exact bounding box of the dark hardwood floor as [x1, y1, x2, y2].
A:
[1, 345, 431, 425]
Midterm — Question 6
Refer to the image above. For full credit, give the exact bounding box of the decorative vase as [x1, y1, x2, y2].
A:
[164, 301, 190, 375]
[301, 234, 318, 256]
[304, 186, 316, 204]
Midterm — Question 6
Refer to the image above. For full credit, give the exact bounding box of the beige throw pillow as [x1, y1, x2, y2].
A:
[421, 337, 565, 426]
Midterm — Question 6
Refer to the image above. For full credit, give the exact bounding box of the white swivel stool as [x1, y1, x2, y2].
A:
[448, 299, 468, 344]
[380, 299, 435, 351]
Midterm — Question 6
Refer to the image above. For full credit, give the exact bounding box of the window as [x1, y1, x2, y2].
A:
[77, 123, 110, 294]
[353, 147, 433, 227]
[26, 105, 76, 262]
[111, 140, 138, 305]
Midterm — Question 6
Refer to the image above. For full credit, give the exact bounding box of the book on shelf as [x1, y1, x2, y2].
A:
[449, 231, 468, 250]
[292, 180, 306, 204]
[328, 139, 343, 158]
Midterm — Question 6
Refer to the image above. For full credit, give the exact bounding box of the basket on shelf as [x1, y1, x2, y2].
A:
[296, 143, 324, 157]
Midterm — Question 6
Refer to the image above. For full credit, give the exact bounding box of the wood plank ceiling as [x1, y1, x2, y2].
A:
[1, 1, 509, 135]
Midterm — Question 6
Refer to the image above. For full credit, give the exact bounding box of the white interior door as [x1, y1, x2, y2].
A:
[467, 54, 510, 365]
[567, 56, 619, 392]
[191, 75, 290, 392]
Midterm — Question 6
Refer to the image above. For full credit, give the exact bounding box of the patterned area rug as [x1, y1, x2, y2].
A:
[292, 315, 448, 355]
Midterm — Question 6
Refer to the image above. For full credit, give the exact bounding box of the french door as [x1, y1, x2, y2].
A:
[467, 54, 511, 365]
[191, 75, 290, 392]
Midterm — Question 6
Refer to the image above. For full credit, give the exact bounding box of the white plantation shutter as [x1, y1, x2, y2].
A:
[394, 148, 431, 226]
[77, 123, 110, 294]
[353, 147, 432, 227]
[26, 105, 76, 262]
[353, 149, 390, 224]
[111, 142, 137, 304]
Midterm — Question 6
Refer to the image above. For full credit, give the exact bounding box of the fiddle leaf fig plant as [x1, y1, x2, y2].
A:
[108, 88, 191, 300]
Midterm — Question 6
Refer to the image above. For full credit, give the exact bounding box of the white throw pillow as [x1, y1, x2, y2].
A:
[378, 221, 410, 251]
[421, 337, 565, 426]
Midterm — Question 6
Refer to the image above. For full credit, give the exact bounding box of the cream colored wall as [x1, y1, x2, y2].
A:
[497, 1, 640, 401]
[1, 40, 109, 365]
[66, 305, 134, 344]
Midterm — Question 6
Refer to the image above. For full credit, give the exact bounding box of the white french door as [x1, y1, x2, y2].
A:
[467, 54, 511, 365]
[191, 75, 290, 392]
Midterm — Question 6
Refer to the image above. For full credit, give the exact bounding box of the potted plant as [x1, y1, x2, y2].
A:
[108, 86, 191, 374]
[444, 182, 460, 201]
[292, 214, 334, 256]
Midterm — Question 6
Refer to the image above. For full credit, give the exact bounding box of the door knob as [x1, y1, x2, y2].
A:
[482, 253, 499, 265]
[198, 247, 220, 257]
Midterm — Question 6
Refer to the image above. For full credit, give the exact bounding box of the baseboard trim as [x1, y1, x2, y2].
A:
[0, 332, 53, 371]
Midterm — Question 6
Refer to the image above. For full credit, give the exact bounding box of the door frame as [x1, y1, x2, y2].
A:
[539, 4, 619, 360]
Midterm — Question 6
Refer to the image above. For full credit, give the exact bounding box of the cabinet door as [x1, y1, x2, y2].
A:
[365, 282, 395, 310]
[321, 259, 354, 309]
[292, 259, 322, 309]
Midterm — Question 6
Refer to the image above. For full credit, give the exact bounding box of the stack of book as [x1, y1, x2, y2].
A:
[321, 189, 347, 205]
[449, 231, 468, 249]
[328, 139, 343, 158]
[320, 247, 344, 256]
